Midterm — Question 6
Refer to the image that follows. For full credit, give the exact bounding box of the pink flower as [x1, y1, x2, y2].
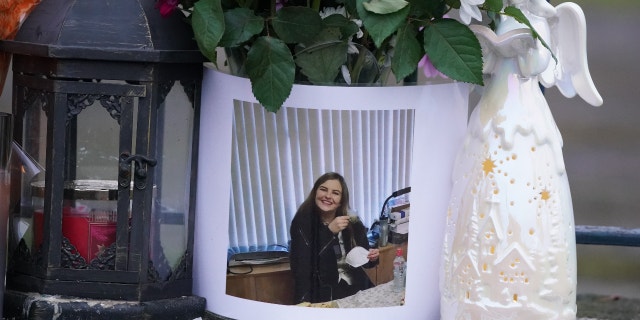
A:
[418, 55, 447, 79]
[156, 0, 180, 17]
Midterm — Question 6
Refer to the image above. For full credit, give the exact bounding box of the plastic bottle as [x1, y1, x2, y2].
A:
[392, 247, 406, 291]
[379, 218, 389, 247]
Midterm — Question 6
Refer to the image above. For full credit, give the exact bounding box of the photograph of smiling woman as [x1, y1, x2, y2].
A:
[289, 172, 380, 304]
[223, 102, 414, 308]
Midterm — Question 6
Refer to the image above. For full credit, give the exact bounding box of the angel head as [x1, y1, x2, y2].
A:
[473, 1, 603, 107]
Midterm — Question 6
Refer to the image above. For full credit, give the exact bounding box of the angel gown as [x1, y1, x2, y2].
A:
[440, 2, 602, 319]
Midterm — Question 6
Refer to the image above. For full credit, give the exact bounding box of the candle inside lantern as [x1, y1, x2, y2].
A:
[62, 205, 117, 262]
[32, 180, 118, 264]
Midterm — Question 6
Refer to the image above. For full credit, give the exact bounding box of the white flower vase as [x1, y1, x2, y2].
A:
[440, 1, 602, 319]
[194, 68, 469, 319]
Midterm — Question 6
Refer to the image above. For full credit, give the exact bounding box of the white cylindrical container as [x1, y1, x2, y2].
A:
[193, 68, 469, 319]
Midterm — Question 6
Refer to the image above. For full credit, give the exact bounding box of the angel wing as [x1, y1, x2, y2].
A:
[538, 2, 603, 106]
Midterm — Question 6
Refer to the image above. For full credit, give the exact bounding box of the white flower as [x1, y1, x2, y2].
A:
[347, 43, 359, 54]
[341, 65, 352, 85]
[459, 0, 485, 25]
[319, 6, 346, 19]
[352, 19, 364, 39]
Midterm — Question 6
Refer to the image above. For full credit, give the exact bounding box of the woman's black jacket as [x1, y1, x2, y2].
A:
[289, 209, 377, 303]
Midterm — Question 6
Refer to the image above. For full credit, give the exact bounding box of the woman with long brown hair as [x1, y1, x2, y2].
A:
[289, 172, 379, 304]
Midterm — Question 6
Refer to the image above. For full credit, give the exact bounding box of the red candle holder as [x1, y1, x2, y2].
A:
[32, 180, 118, 263]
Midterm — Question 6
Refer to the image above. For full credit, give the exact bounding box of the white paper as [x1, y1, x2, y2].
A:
[193, 68, 469, 319]
[345, 246, 370, 268]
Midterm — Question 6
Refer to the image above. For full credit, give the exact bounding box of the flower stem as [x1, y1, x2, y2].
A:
[351, 49, 367, 84]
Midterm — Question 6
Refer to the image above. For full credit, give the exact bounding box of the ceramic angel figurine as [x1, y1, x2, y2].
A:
[440, 0, 602, 318]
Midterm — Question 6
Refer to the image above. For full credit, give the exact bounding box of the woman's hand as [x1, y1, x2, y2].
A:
[367, 248, 380, 261]
[327, 215, 350, 234]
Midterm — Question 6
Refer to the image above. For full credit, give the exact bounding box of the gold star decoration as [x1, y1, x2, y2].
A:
[482, 157, 496, 176]
[540, 189, 551, 201]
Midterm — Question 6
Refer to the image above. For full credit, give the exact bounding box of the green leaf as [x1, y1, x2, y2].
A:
[392, 23, 423, 81]
[484, 0, 503, 13]
[503, 6, 557, 64]
[295, 28, 349, 85]
[343, 0, 358, 18]
[192, 0, 225, 62]
[246, 37, 296, 112]
[272, 6, 323, 44]
[357, 0, 410, 47]
[362, 0, 409, 14]
[322, 14, 360, 39]
[503, 6, 532, 25]
[408, 0, 446, 19]
[446, 0, 461, 10]
[219, 7, 265, 47]
[423, 19, 483, 85]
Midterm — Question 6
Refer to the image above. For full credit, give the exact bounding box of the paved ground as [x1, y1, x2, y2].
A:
[547, 0, 640, 299]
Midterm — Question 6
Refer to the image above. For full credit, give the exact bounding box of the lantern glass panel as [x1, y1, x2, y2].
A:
[14, 93, 47, 257]
[149, 81, 194, 280]
[74, 96, 135, 181]
[60, 85, 140, 267]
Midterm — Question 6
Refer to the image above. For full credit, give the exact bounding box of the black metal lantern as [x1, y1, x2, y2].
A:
[0, 0, 205, 317]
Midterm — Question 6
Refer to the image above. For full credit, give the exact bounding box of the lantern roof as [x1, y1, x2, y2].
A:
[0, 0, 204, 63]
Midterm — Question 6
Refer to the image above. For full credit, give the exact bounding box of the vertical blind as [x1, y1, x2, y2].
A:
[228, 100, 415, 249]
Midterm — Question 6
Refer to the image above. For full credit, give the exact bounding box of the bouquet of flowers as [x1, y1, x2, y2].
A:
[156, 0, 546, 111]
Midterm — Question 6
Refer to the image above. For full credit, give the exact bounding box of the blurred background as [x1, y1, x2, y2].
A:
[1, 0, 638, 299]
